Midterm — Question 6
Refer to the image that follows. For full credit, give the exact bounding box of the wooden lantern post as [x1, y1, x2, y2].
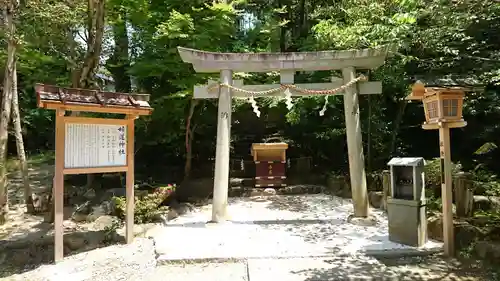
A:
[35, 84, 153, 263]
[408, 82, 467, 256]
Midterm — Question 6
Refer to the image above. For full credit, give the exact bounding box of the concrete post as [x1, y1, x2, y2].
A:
[342, 67, 369, 217]
[212, 69, 232, 222]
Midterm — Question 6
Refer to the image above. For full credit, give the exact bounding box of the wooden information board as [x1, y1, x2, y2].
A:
[64, 123, 127, 168]
[35, 83, 153, 263]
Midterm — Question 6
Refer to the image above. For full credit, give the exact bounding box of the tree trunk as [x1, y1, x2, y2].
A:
[79, 0, 106, 189]
[0, 4, 16, 224]
[11, 61, 33, 213]
[454, 172, 474, 218]
[45, 0, 106, 215]
[277, 0, 286, 52]
[389, 99, 408, 157]
[107, 10, 131, 93]
[184, 99, 199, 179]
[79, 0, 105, 89]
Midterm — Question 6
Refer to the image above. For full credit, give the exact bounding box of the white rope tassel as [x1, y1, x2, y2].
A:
[319, 96, 329, 116]
[284, 88, 293, 110]
[249, 96, 261, 117]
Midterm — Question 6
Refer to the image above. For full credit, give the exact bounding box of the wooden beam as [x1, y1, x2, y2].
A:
[440, 124, 454, 256]
[342, 67, 369, 217]
[211, 69, 232, 222]
[178, 45, 396, 73]
[62, 116, 130, 126]
[422, 121, 467, 130]
[193, 81, 382, 99]
[125, 115, 136, 244]
[63, 166, 128, 175]
[54, 109, 65, 263]
[40, 101, 153, 115]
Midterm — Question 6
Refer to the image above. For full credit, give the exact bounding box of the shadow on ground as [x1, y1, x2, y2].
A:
[0, 221, 124, 277]
[292, 255, 496, 281]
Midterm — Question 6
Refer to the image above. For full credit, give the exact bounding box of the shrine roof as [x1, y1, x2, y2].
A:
[178, 45, 396, 73]
[35, 84, 153, 115]
[387, 157, 425, 167]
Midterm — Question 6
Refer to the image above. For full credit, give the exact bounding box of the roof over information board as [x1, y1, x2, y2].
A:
[35, 84, 153, 115]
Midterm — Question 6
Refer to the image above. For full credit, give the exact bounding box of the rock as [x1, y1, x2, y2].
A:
[102, 187, 148, 200]
[347, 214, 377, 226]
[175, 178, 214, 201]
[455, 221, 484, 249]
[473, 195, 500, 212]
[71, 201, 92, 219]
[249, 189, 262, 197]
[32, 192, 50, 213]
[152, 213, 168, 224]
[427, 215, 443, 241]
[428, 215, 484, 249]
[64, 233, 87, 251]
[326, 175, 348, 195]
[173, 202, 194, 216]
[103, 187, 127, 199]
[230, 178, 244, 186]
[86, 203, 111, 222]
[167, 209, 179, 220]
[63, 220, 78, 231]
[92, 215, 120, 231]
[368, 191, 384, 209]
[282, 185, 303, 195]
[83, 188, 96, 199]
[475, 241, 500, 261]
[263, 188, 277, 196]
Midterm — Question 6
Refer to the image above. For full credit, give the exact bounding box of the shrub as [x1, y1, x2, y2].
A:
[113, 184, 175, 224]
[425, 158, 462, 190]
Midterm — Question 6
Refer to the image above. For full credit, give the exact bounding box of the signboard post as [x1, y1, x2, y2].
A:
[35, 84, 152, 263]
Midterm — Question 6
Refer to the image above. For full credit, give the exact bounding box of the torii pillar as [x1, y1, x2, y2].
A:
[178, 46, 393, 221]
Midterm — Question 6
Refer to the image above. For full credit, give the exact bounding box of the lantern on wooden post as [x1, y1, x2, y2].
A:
[407, 81, 468, 257]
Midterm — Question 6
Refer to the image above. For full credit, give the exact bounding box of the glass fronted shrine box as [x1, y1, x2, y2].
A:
[251, 143, 288, 188]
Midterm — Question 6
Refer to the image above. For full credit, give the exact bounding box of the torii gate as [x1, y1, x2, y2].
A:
[178, 46, 393, 222]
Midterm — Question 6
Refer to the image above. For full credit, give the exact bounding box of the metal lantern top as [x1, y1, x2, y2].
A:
[408, 81, 467, 130]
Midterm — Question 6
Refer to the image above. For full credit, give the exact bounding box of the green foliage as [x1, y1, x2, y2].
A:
[424, 158, 462, 189]
[112, 185, 175, 224]
[5, 0, 500, 191]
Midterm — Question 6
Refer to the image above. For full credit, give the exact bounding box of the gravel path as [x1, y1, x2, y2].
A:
[2, 238, 156, 281]
[151, 195, 441, 261]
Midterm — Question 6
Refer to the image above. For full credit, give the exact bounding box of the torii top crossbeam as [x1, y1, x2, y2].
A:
[177, 46, 395, 73]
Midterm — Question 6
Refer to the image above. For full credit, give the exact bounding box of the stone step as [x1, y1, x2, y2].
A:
[152, 255, 459, 281]
[230, 178, 254, 187]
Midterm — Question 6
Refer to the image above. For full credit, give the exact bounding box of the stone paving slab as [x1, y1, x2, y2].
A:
[144, 261, 248, 281]
[247, 256, 400, 281]
[246, 256, 487, 281]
